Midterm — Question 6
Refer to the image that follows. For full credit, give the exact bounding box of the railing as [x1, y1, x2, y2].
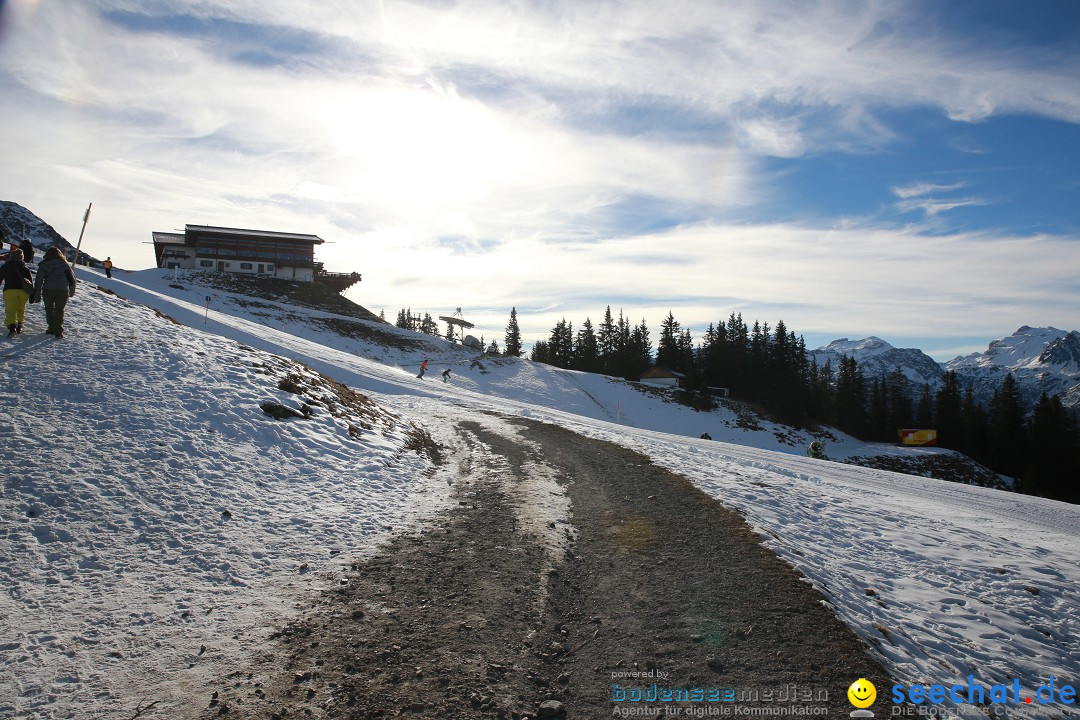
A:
[317, 270, 362, 280]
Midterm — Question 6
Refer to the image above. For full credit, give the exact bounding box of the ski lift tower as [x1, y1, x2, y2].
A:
[438, 307, 475, 345]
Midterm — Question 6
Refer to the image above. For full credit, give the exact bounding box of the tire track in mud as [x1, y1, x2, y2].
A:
[201, 418, 895, 719]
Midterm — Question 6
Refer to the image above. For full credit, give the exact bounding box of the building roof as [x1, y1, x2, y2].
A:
[185, 225, 324, 244]
[640, 366, 686, 380]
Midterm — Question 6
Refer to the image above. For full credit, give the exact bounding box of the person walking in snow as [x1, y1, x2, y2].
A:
[32, 246, 77, 338]
[416, 359, 429, 379]
[103, 257, 113, 278]
[2, 247, 34, 337]
[19, 238, 35, 265]
[441, 368, 451, 383]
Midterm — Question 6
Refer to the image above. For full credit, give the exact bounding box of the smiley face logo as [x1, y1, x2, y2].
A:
[848, 678, 877, 709]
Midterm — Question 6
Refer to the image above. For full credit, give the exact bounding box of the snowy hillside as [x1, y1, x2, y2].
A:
[3, 268, 1079, 720]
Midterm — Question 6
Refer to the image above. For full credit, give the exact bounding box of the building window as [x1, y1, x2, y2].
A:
[267, 264, 275, 271]
[200, 260, 213, 267]
[240, 263, 253, 269]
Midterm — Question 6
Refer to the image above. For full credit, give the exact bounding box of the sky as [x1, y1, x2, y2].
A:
[1, 0, 1079, 360]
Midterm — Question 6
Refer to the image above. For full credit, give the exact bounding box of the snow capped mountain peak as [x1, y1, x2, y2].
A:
[0, 200, 75, 250]
[1039, 331, 1080, 371]
[944, 326, 1080, 410]
[813, 336, 942, 387]
[816, 326, 1080, 410]
[950, 326, 1069, 370]
[821, 336, 894, 356]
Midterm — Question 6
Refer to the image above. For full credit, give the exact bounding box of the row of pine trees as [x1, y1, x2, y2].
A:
[506, 306, 1078, 503]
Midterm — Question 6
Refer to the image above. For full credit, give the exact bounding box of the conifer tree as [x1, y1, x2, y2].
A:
[633, 318, 653, 373]
[608, 310, 632, 379]
[504, 307, 523, 357]
[887, 367, 913, 433]
[530, 339, 550, 364]
[934, 371, 964, 449]
[916, 384, 933, 428]
[677, 328, 695, 379]
[990, 373, 1027, 478]
[548, 318, 574, 368]
[573, 318, 599, 372]
[598, 306, 616, 372]
[960, 386, 989, 462]
[834, 355, 866, 436]
[816, 357, 834, 420]
[725, 313, 749, 394]
[420, 313, 439, 336]
[869, 374, 888, 440]
[1027, 393, 1079, 501]
[657, 311, 682, 370]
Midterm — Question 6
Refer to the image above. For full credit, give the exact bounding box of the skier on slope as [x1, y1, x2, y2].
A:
[441, 368, 451, 383]
[416, 359, 429, 379]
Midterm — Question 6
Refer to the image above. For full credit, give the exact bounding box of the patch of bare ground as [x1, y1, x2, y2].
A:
[846, 452, 1006, 490]
[185, 271, 384, 323]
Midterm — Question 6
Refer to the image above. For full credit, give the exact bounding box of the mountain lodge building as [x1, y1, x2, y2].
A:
[152, 224, 361, 293]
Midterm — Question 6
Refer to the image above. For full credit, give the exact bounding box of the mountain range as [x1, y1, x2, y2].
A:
[0, 200, 77, 251]
[812, 327, 1080, 411]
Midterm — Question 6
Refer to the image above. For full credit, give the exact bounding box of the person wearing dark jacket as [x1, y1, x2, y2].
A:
[32, 247, 77, 338]
[19, 239, 35, 264]
[2, 247, 34, 337]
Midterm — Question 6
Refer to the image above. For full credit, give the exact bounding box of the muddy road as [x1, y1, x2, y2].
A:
[201, 418, 893, 719]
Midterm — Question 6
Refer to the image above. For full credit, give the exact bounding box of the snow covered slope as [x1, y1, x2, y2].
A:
[1, 282, 454, 718]
[3, 268, 1079, 720]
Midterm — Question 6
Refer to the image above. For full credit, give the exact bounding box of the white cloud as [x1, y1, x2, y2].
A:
[2, 0, 1079, 352]
[349, 219, 1080, 353]
[891, 182, 988, 219]
[892, 182, 967, 199]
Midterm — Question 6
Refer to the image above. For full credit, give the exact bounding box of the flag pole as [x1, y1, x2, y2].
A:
[71, 203, 92, 274]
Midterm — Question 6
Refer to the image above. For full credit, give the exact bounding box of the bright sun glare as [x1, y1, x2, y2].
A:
[325, 85, 527, 213]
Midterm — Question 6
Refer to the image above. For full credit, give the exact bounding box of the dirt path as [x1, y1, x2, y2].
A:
[202, 418, 894, 719]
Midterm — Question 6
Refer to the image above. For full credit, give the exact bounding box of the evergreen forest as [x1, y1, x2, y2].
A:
[515, 306, 1080, 503]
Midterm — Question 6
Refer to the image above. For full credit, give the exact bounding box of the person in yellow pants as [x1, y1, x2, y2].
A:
[2, 247, 33, 337]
